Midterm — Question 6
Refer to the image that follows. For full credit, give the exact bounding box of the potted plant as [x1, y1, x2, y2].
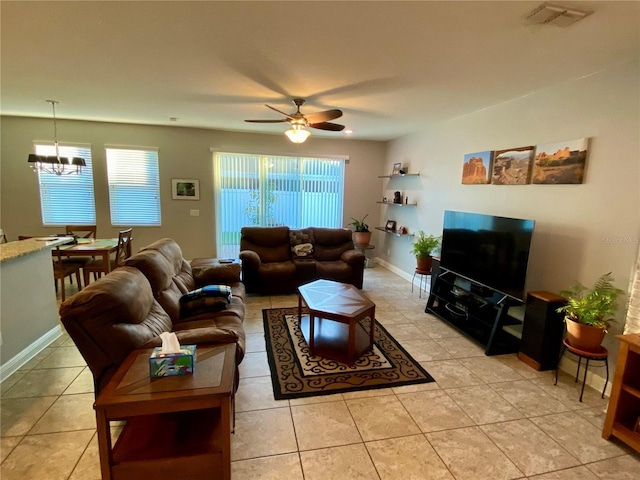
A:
[557, 272, 625, 352]
[411, 231, 441, 272]
[349, 214, 371, 246]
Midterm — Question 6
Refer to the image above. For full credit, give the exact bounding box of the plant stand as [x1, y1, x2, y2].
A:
[555, 338, 609, 402]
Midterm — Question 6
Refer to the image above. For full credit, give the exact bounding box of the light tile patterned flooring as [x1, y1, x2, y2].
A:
[1, 267, 639, 479]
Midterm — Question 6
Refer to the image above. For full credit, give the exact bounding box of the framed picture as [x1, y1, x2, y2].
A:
[532, 137, 589, 184]
[392, 163, 402, 175]
[172, 178, 200, 200]
[385, 220, 396, 231]
[491, 146, 535, 185]
[462, 151, 493, 184]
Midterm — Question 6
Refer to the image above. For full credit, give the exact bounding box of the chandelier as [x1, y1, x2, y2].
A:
[27, 100, 86, 175]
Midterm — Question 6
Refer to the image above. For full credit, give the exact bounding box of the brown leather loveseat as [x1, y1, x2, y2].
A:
[59, 238, 245, 394]
[239, 226, 365, 295]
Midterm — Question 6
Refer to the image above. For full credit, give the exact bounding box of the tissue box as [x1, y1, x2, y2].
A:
[149, 345, 196, 377]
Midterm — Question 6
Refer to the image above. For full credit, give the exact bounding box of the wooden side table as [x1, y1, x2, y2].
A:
[94, 344, 236, 480]
[602, 333, 640, 453]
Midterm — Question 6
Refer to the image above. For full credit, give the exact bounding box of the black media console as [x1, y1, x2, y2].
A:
[425, 259, 524, 355]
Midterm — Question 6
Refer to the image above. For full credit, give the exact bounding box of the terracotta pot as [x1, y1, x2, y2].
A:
[565, 318, 606, 352]
[416, 255, 433, 273]
[353, 231, 372, 247]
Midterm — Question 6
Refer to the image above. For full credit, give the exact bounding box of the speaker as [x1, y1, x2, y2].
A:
[518, 291, 567, 371]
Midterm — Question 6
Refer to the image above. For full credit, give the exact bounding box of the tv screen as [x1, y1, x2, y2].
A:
[440, 210, 534, 301]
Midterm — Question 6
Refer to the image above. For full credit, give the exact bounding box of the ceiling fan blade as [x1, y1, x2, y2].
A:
[309, 122, 345, 132]
[304, 109, 343, 124]
[265, 104, 295, 120]
[244, 119, 288, 123]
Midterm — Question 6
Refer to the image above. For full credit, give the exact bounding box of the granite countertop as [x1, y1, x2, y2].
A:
[0, 237, 74, 264]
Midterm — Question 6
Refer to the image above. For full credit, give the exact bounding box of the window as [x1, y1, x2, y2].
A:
[34, 143, 96, 226]
[214, 152, 346, 258]
[106, 147, 161, 226]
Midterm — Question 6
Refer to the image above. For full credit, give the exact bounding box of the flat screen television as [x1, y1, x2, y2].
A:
[440, 210, 535, 301]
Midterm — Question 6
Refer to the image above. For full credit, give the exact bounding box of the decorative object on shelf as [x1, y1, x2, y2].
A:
[397, 226, 407, 235]
[27, 100, 86, 176]
[491, 145, 535, 185]
[462, 151, 493, 184]
[411, 230, 441, 272]
[349, 214, 371, 246]
[393, 191, 402, 204]
[557, 272, 625, 352]
[385, 220, 396, 231]
[171, 178, 200, 200]
[383, 197, 388, 203]
[533, 137, 589, 184]
[392, 162, 402, 175]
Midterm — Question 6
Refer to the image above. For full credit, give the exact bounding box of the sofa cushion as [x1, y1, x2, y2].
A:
[240, 226, 291, 263]
[311, 227, 355, 261]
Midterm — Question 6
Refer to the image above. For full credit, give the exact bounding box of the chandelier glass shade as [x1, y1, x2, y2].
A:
[28, 100, 86, 175]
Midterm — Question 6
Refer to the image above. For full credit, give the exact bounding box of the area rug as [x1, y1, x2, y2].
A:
[263, 307, 435, 400]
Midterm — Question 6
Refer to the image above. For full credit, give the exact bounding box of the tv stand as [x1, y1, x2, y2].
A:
[426, 262, 523, 355]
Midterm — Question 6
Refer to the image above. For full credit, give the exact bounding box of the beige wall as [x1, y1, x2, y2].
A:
[380, 60, 640, 354]
[0, 118, 386, 258]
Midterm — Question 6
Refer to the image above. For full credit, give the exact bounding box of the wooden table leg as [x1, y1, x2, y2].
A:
[220, 400, 232, 480]
[95, 410, 113, 480]
[369, 306, 376, 350]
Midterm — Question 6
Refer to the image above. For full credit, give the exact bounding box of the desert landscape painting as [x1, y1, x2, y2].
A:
[491, 146, 534, 185]
[462, 151, 493, 184]
[533, 138, 589, 184]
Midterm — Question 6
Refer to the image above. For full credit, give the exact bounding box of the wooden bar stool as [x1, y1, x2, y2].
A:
[412, 268, 431, 298]
[555, 338, 609, 402]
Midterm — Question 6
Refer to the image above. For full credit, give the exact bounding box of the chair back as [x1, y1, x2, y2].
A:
[115, 228, 133, 267]
[66, 225, 97, 238]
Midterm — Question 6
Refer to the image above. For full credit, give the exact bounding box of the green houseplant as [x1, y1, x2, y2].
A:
[411, 231, 441, 272]
[349, 214, 371, 246]
[557, 272, 625, 351]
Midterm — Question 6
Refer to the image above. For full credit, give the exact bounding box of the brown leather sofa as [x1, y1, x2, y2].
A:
[59, 239, 245, 394]
[239, 226, 365, 294]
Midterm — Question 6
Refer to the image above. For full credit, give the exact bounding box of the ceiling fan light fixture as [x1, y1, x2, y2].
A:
[285, 126, 310, 144]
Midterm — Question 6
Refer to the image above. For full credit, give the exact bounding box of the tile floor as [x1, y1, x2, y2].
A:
[1, 267, 639, 479]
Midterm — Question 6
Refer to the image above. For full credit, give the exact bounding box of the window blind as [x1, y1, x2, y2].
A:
[214, 152, 345, 258]
[34, 143, 96, 226]
[106, 147, 161, 226]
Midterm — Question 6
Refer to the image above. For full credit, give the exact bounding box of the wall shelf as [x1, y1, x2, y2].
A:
[377, 201, 417, 207]
[374, 227, 414, 238]
[378, 172, 420, 179]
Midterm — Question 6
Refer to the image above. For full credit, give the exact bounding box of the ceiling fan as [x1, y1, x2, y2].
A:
[245, 98, 345, 143]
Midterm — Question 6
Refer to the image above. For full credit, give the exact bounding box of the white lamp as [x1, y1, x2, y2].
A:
[285, 125, 311, 144]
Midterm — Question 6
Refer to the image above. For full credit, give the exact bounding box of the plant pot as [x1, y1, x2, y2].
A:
[353, 231, 372, 247]
[416, 255, 433, 272]
[565, 318, 606, 352]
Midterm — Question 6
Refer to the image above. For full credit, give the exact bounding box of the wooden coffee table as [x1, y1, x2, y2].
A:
[297, 279, 376, 364]
[94, 344, 236, 480]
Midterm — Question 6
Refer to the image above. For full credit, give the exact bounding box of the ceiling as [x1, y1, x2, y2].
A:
[1, 1, 638, 141]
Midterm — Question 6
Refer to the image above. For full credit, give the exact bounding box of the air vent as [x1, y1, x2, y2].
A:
[526, 2, 593, 27]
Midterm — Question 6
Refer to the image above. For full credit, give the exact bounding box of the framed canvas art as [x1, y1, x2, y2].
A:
[462, 151, 493, 184]
[172, 179, 200, 200]
[532, 138, 589, 184]
[491, 146, 535, 185]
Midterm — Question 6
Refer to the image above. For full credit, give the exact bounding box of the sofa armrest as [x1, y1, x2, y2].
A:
[190, 259, 241, 288]
[142, 327, 239, 348]
[239, 250, 261, 268]
[341, 249, 365, 267]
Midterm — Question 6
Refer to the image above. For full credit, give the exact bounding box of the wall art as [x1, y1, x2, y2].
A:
[491, 146, 534, 185]
[532, 137, 589, 184]
[462, 151, 493, 184]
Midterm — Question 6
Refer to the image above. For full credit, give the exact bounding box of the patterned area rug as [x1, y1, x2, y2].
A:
[263, 307, 435, 400]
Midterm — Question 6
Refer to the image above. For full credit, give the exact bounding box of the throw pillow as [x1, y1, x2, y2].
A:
[180, 285, 232, 318]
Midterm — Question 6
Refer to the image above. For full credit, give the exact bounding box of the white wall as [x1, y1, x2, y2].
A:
[0, 119, 386, 258]
[381, 60, 640, 368]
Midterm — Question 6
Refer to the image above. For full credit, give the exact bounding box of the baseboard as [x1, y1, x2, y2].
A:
[0, 325, 63, 382]
[374, 258, 413, 283]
